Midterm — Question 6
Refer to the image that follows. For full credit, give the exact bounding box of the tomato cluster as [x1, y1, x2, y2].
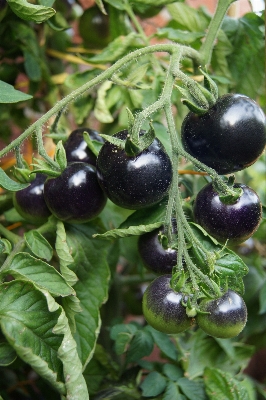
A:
[13, 93, 265, 339]
[14, 129, 107, 225]
[141, 93, 265, 339]
[14, 127, 173, 224]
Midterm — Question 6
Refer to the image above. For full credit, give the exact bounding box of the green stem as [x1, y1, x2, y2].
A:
[0, 44, 201, 159]
[0, 238, 26, 274]
[35, 126, 60, 170]
[0, 223, 21, 245]
[199, 0, 236, 66]
[15, 147, 24, 169]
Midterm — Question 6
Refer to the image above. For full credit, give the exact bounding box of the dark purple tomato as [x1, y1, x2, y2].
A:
[193, 183, 262, 244]
[13, 174, 51, 225]
[96, 130, 172, 210]
[142, 275, 193, 334]
[196, 290, 247, 338]
[181, 94, 266, 175]
[138, 226, 177, 274]
[43, 162, 107, 223]
[64, 128, 104, 166]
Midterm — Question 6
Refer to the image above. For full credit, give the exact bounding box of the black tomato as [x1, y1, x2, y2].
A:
[196, 290, 247, 338]
[142, 275, 193, 334]
[64, 128, 104, 166]
[138, 225, 177, 274]
[13, 174, 51, 225]
[43, 162, 107, 223]
[181, 94, 266, 175]
[193, 183, 262, 244]
[96, 130, 172, 210]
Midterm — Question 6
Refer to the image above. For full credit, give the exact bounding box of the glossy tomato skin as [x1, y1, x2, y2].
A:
[196, 290, 247, 338]
[181, 94, 266, 175]
[44, 162, 107, 223]
[96, 130, 172, 210]
[193, 183, 262, 244]
[142, 275, 193, 334]
[64, 128, 104, 166]
[13, 174, 51, 225]
[138, 227, 177, 274]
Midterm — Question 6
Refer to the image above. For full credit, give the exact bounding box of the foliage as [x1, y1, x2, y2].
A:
[0, 0, 265, 399]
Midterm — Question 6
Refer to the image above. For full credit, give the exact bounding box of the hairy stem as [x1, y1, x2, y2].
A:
[0, 44, 201, 160]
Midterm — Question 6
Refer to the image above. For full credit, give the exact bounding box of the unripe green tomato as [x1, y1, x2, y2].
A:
[79, 6, 110, 49]
[142, 275, 194, 334]
[196, 290, 247, 338]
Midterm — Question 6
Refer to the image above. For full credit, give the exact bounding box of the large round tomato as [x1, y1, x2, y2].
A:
[181, 94, 266, 175]
[44, 162, 107, 223]
[96, 130, 172, 210]
[193, 182, 262, 244]
[13, 174, 51, 225]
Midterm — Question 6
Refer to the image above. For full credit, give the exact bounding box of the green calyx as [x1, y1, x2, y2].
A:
[176, 68, 218, 115]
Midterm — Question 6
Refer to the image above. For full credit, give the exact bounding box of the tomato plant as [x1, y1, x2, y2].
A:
[0, 0, 265, 399]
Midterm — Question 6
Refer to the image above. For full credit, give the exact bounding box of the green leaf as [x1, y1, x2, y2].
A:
[24, 230, 53, 261]
[163, 381, 185, 400]
[167, 3, 209, 32]
[0, 281, 65, 395]
[126, 329, 154, 363]
[162, 364, 183, 381]
[66, 224, 110, 370]
[204, 367, 251, 400]
[61, 295, 82, 334]
[55, 221, 78, 287]
[47, 11, 70, 31]
[0, 81, 32, 103]
[3, 252, 74, 297]
[53, 306, 89, 400]
[140, 371, 167, 397]
[156, 28, 204, 44]
[189, 224, 248, 294]
[119, 200, 167, 229]
[23, 50, 42, 81]
[178, 377, 207, 400]
[94, 200, 168, 239]
[6, 0, 55, 23]
[0, 168, 29, 191]
[259, 281, 266, 314]
[146, 326, 178, 361]
[134, 0, 176, 4]
[0, 342, 17, 366]
[94, 221, 162, 239]
[54, 140, 67, 171]
[222, 13, 265, 98]
[110, 323, 138, 355]
[0, 239, 12, 255]
[105, 0, 126, 10]
[87, 33, 140, 64]
[94, 81, 114, 123]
